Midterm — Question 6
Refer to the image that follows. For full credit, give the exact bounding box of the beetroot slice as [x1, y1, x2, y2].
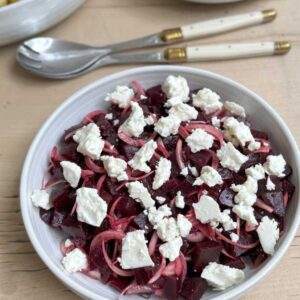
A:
[163, 275, 181, 300]
[40, 208, 54, 225]
[180, 277, 208, 300]
[261, 191, 285, 217]
[220, 255, 246, 269]
[218, 188, 235, 208]
[191, 240, 223, 272]
[133, 212, 153, 234]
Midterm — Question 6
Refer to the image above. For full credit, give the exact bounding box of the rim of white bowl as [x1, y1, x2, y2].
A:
[20, 66, 300, 300]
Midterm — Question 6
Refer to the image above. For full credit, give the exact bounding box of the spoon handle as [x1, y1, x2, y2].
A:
[106, 9, 276, 53]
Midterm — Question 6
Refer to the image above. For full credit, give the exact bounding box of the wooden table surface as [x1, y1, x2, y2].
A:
[0, 0, 299, 299]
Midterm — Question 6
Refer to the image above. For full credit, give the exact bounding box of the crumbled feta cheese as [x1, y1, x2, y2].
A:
[245, 164, 265, 180]
[186, 128, 214, 153]
[159, 237, 183, 262]
[223, 117, 259, 151]
[192, 88, 223, 114]
[147, 204, 172, 226]
[230, 233, 239, 243]
[220, 209, 237, 231]
[257, 216, 279, 255]
[60, 161, 81, 188]
[233, 187, 257, 206]
[105, 85, 134, 108]
[120, 230, 154, 269]
[64, 239, 73, 248]
[101, 156, 128, 181]
[154, 114, 181, 137]
[211, 116, 221, 128]
[217, 142, 248, 172]
[201, 262, 244, 290]
[164, 96, 183, 108]
[76, 187, 108, 227]
[193, 195, 222, 225]
[156, 196, 166, 204]
[145, 115, 155, 125]
[156, 217, 179, 242]
[31, 189, 52, 210]
[175, 191, 185, 209]
[180, 167, 188, 177]
[152, 157, 171, 190]
[266, 177, 276, 191]
[73, 123, 104, 160]
[231, 176, 258, 194]
[232, 204, 257, 226]
[263, 154, 286, 178]
[168, 103, 198, 122]
[126, 181, 155, 208]
[113, 119, 120, 126]
[193, 166, 223, 187]
[177, 214, 192, 237]
[128, 140, 157, 173]
[188, 164, 199, 177]
[62, 248, 88, 273]
[119, 102, 146, 137]
[224, 101, 246, 118]
[162, 75, 189, 101]
[105, 113, 113, 120]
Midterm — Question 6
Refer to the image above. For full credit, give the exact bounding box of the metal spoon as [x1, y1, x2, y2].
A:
[16, 9, 277, 79]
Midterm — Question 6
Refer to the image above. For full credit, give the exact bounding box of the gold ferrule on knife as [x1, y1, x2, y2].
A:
[274, 41, 292, 55]
[164, 47, 187, 62]
[160, 28, 183, 43]
[262, 9, 277, 23]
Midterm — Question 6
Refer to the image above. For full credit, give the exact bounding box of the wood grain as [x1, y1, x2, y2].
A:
[0, 0, 299, 299]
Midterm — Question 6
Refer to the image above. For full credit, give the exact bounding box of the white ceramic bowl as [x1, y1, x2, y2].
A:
[0, 0, 85, 47]
[20, 66, 300, 300]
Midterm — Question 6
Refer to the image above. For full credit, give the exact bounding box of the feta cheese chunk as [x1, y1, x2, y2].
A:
[105, 113, 113, 120]
[186, 128, 214, 153]
[231, 176, 258, 195]
[162, 75, 189, 101]
[201, 262, 244, 290]
[211, 116, 221, 128]
[180, 167, 188, 177]
[156, 217, 179, 242]
[233, 187, 257, 206]
[145, 115, 155, 125]
[245, 164, 265, 180]
[119, 102, 146, 137]
[263, 154, 286, 178]
[76, 187, 108, 227]
[192, 88, 223, 114]
[168, 103, 198, 122]
[266, 177, 276, 191]
[147, 204, 172, 226]
[120, 230, 154, 269]
[73, 123, 104, 160]
[128, 140, 157, 173]
[156, 196, 166, 204]
[220, 209, 237, 231]
[101, 155, 128, 181]
[232, 204, 257, 226]
[164, 96, 183, 108]
[159, 237, 183, 261]
[177, 214, 192, 237]
[126, 181, 155, 208]
[62, 248, 88, 273]
[224, 101, 246, 118]
[60, 161, 81, 188]
[193, 166, 223, 187]
[175, 191, 185, 208]
[230, 232, 239, 243]
[152, 157, 171, 190]
[223, 117, 259, 151]
[217, 142, 248, 172]
[193, 195, 222, 225]
[154, 115, 181, 137]
[257, 216, 279, 255]
[105, 85, 134, 108]
[188, 164, 199, 177]
[31, 189, 52, 210]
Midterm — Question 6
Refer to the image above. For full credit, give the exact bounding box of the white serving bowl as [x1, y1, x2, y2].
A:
[20, 66, 300, 300]
[0, 0, 85, 47]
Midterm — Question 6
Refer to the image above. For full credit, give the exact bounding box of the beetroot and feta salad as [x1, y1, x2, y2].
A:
[31, 75, 295, 299]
